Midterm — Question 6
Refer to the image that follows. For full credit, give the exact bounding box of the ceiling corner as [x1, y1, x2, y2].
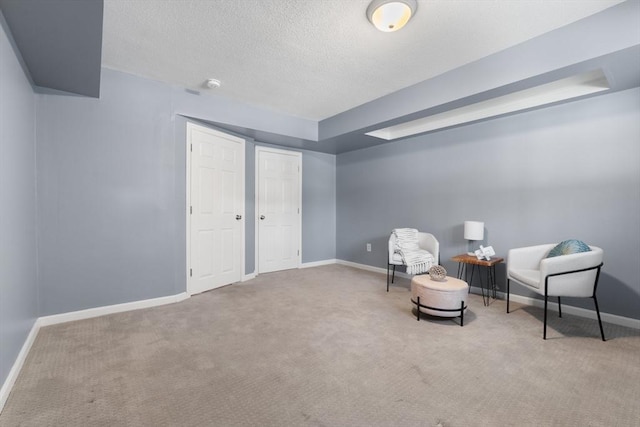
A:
[0, 0, 104, 97]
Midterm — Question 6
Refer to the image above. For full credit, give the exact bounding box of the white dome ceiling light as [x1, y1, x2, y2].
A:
[367, 0, 417, 32]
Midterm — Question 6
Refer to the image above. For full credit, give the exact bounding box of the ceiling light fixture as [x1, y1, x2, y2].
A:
[205, 78, 221, 89]
[367, 0, 417, 32]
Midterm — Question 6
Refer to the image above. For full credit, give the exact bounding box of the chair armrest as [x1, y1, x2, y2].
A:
[388, 233, 396, 264]
[508, 244, 555, 272]
[417, 232, 439, 265]
[540, 246, 604, 278]
[539, 246, 603, 296]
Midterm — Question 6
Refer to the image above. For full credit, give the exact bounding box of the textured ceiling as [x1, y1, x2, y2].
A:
[102, 0, 624, 121]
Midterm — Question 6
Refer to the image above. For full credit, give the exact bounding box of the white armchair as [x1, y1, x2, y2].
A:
[507, 244, 605, 340]
[387, 232, 439, 292]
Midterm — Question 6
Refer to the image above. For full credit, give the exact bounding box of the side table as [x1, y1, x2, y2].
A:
[451, 254, 504, 306]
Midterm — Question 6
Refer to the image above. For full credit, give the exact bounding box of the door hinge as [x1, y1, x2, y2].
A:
[298, 208, 300, 214]
[190, 206, 192, 214]
[190, 144, 193, 152]
[297, 250, 300, 256]
[190, 268, 192, 277]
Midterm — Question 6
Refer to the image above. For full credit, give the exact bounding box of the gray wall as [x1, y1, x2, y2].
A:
[301, 150, 336, 263]
[36, 69, 336, 316]
[36, 69, 180, 315]
[336, 88, 640, 320]
[0, 14, 38, 390]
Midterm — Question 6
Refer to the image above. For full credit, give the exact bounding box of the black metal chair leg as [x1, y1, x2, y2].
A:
[507, 279, 510, 313]
[386, 263, 390, 292]
[593, 295, 606, 341]
[460, 300, 464, 327]
[492, 266, 498, 296]
[517, 263, 604, 341]
[543, 295, 548, 340]
[391, 265, 396, 283]
[558, 296, 562, 318]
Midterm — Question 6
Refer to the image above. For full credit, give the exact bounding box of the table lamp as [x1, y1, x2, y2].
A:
[464, 221, 484, 255]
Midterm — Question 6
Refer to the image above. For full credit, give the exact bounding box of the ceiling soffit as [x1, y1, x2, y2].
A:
[1, 1, 638, 154]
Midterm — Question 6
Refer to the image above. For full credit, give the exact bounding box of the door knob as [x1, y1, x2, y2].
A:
[236, 215, 242, 220]
[260, 215, 265, 220]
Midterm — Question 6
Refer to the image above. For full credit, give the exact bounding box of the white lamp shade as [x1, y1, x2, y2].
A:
[464, 221, 484, 241]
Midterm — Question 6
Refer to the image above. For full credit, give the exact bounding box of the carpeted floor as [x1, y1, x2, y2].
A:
[1, 264, 639, 426]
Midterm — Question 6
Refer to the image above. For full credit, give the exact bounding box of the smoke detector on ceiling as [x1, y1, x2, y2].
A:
[205, 79, 221, 89]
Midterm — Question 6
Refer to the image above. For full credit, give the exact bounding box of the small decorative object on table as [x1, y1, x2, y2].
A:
[474, 245, 496, 260]
[429, 265, 447, 281]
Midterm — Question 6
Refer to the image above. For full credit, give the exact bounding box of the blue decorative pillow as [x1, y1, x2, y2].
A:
[547, 240, 591, 258]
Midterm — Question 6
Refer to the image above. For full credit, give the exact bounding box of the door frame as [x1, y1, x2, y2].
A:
[186, 122, 246, 295]
[255, 145, 302, 275]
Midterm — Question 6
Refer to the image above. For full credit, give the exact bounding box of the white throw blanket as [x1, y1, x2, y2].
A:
[393, 228, 435, 275]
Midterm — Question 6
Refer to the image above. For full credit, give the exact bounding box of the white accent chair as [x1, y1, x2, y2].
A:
[387, 232, 439, 292]
[507, 244, 605, 340]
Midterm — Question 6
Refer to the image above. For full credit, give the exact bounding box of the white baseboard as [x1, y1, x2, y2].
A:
[243, 259, 337, 279]
[242, 272, 257, 281]
[338, 259, 640, 330]
[37, 292, 190, 327]
[0, 320, 40, 412]
[300, 259, 337, 269]
[336, 259, 384, 274]
[336, 259, 415, 280]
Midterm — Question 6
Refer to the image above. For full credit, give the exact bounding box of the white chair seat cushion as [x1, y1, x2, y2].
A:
[508, 268, 541, 289]
[391, 251, 435, 268]
[411, 275, 468, 318]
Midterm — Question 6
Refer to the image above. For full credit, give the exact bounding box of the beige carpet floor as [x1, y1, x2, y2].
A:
[1, 264, 639, 426]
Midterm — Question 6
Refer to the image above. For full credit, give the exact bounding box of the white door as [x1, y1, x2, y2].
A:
[187, 123, 244, 295]
[257, 147, 301, 274]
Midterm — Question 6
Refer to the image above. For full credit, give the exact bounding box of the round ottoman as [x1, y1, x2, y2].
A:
[411, 275, 469, 326]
